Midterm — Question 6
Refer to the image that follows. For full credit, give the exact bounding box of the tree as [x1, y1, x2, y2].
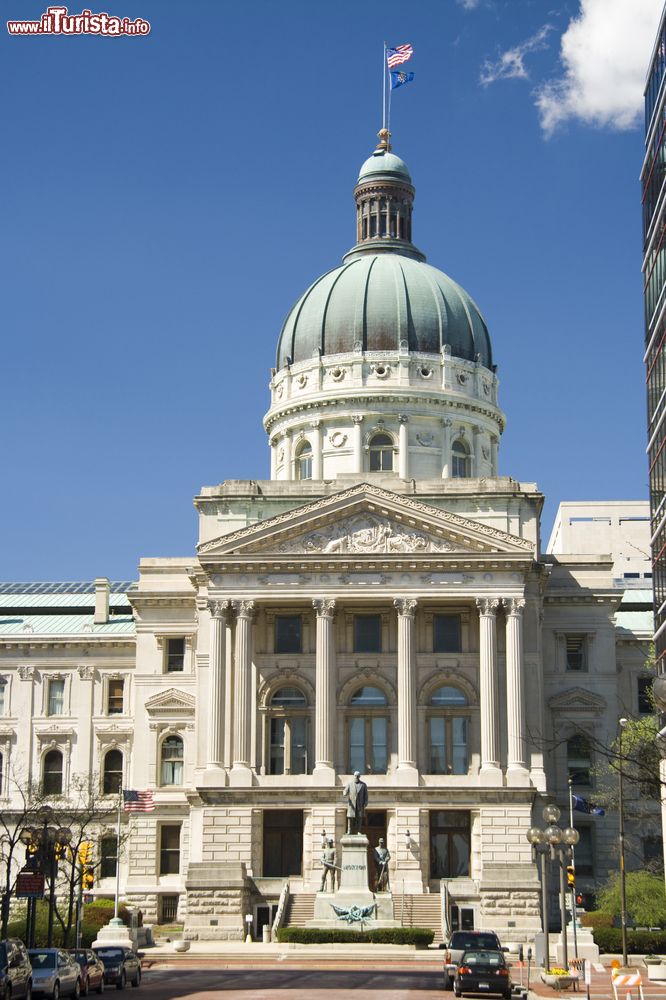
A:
[597, 871, 666, 926]
[0, 766, 48, 937]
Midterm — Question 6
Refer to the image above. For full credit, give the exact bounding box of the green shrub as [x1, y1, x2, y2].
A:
[597, 873, 666, 928]
[592, 928, 666, 954]
[6, 898, 131, 948]
[276, 926, 434, 946]
[581, 910, 613, 930]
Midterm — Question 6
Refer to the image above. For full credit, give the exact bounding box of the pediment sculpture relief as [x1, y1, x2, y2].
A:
[277, 515, 470, 555]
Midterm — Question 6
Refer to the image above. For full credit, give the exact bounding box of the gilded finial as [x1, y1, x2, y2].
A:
[376, 128, 392, 153]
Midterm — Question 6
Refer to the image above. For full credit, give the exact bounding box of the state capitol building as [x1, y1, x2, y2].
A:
[0, 132, 656, 942]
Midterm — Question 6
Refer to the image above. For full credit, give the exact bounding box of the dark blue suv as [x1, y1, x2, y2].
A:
[0, 939, 33, 999]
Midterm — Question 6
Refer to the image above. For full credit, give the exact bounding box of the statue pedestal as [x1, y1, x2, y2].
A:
[310, 833, 397, 929]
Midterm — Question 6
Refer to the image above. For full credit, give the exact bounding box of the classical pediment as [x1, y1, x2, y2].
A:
[198, 483, 534, 558]
[144, 688, 196, 716]
[548, 687, 607, 712]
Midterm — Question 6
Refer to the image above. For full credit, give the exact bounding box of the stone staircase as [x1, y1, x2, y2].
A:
[283, 892, 315, 926]
[393, 894, 443, 944]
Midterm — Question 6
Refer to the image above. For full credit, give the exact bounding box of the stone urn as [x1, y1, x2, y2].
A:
[541, 972, 576, 991]
[172, 939, 190, 953]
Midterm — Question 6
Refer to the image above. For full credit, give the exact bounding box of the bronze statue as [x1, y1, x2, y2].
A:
[319, 837, 338, 892]
[343, 771, 368, 834]
[373, 837, 390, 891]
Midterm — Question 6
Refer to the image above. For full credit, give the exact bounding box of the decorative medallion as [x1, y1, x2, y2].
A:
[329, 432, 348, 448]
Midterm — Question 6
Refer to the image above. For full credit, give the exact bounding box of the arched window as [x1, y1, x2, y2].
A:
[451, 439, 471, 478]
[369, 432, 393, 472]
[43, 749, 63, 795]
[567, 734, 592, 786]
[160, 735, 184, 786]
[103, 748, 123, 795]
[268, 686, 310, 775]
[296, 441, 312, 481]
[348, 686, 388, 774]
[428, 686, 469, 774]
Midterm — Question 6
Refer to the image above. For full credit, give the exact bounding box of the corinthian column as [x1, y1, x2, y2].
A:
[395, 598, 418, 784]
[504, 597, 528, 779]
[230, 600, 255, 785]
[352, 415, 363, 473]
[398, 416, 409, 479]
[476, 598, 501, 783]
[311, 420, 323, 479]
[206, 601, 230, 774]
[441, 418, 452, 478]
[313, 599, 336, 782]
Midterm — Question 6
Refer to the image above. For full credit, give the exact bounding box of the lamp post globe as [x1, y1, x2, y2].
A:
[543, 804, 561, 825]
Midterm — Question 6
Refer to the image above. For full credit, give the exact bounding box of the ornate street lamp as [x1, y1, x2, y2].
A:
[526, 804, 579, 970]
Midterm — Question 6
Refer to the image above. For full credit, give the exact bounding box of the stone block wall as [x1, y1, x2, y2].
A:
[183, 862, 250, 941]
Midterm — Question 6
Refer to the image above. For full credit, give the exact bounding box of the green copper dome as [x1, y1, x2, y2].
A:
[275, 137, 493, 371]
[358, 150, 411, 182]
[276, 253, 492, 369]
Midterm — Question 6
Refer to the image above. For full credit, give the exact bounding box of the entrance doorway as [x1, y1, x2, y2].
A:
[361, 810, 387, 890]
[430, 810, 470, 878]
[263, 810, 304, 877]
[255, 903, 279, 941]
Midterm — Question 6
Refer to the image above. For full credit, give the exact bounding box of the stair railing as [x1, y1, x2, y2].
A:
[271, 880, 290, 941]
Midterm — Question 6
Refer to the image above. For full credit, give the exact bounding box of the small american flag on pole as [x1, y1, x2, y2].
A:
[387, 44, 413, 69]
[123, 789, 155, 813]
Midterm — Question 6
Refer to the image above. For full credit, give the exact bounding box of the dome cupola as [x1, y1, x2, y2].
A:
[264, 132, 505, 484]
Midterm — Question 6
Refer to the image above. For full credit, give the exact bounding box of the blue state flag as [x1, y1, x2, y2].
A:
[572, 794, 605, 816]
[390, 70, 415, 91]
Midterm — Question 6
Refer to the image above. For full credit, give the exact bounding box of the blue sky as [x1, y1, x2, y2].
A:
[2, 0, 661, 580]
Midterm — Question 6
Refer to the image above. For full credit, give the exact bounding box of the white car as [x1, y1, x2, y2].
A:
[28, 949, 81, 1000]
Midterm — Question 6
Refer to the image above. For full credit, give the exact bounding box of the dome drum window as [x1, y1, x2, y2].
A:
[296, 441, 312, 481]
[451, 439, 471, 479]
[368, 432, 394, 472]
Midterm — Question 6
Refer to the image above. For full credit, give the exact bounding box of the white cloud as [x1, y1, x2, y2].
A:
[535, 0, 662, 136]
[458, 0, 481, 9]
[480, 25, 553, 86]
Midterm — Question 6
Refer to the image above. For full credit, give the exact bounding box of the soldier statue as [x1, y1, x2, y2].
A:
[343, 771, 368, 834]
[319, 837, 337, 892]
[373, 837, 391, 891]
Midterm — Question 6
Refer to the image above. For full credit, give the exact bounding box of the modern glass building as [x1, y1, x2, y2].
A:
[644, 4, 666, 669]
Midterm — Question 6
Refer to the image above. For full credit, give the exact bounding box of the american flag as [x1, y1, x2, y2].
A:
[387, 44, 413, 69]
[123, 789, 155, 813]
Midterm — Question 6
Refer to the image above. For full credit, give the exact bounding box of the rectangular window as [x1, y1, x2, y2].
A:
[159, 895, 179, 924]
[290, 716, 307, 775]
[354, 615, 382, 653]
[566, 636, 586, 672]
[638, 677, 653, 714]
[643, 835, 664, 872]
[100, 836, 118, 879]
[270, 718, 285, 775]
[430, 810, 470, 879]
[429, 717, 469, 774]
[48, 679, 65, 716]
[575, 826, 594, 876]
[107, 679, 124, 716]
[275, 616, 302, 654]
[159, 825, 181, 875]
[262, 810, 303, 878]
[0, 680, 6, 716]
[166, 638, 185, 673]
[433, 614, 462, 653]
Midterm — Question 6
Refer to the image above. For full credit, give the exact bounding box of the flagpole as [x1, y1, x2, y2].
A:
[382, 41, 387, 131]
[568, 779, 579, 959]
[114, 793, 122, 920]
[387, 72, 393, 134]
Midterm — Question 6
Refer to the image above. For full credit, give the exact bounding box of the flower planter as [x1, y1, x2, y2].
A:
[647, 964, 666, 981]
[541, 973, 576, 991]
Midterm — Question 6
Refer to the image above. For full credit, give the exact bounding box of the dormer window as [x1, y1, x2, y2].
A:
[296, 441, 312, 481]
[451, 439, 471, 478]
[369, 432, 393, 472]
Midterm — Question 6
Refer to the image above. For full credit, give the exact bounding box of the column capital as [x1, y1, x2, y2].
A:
[394, 597, 417, 618]
[233, 600, 256, 620]
[476, 597, 501, 617]
[209, 599, 232, 620]
[351, 414, 363, 425]
[313, 598, 336, 619]
[503, 597, 526, 617]
[441, 417, 453, 428]
[310, 418, 322, 429]
[398, 413, 409, 424]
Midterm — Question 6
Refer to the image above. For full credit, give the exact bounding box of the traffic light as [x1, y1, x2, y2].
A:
[567, 864, 576, 889]
[79, 841, 94, 890]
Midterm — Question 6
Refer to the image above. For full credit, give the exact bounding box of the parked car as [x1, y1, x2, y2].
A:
[68, 952, 104, 996]
[0, 939, 33, 999]
[90, 950, 140, 991]
[453, 948, 512, 999]
[28, 949, 81, 1000]
[442, 930, 504, 990]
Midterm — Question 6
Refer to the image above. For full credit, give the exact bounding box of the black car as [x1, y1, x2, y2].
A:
[0, 939, 33, 999]
[454, 948, 512, 1000]
[90, 950, 140, 991]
